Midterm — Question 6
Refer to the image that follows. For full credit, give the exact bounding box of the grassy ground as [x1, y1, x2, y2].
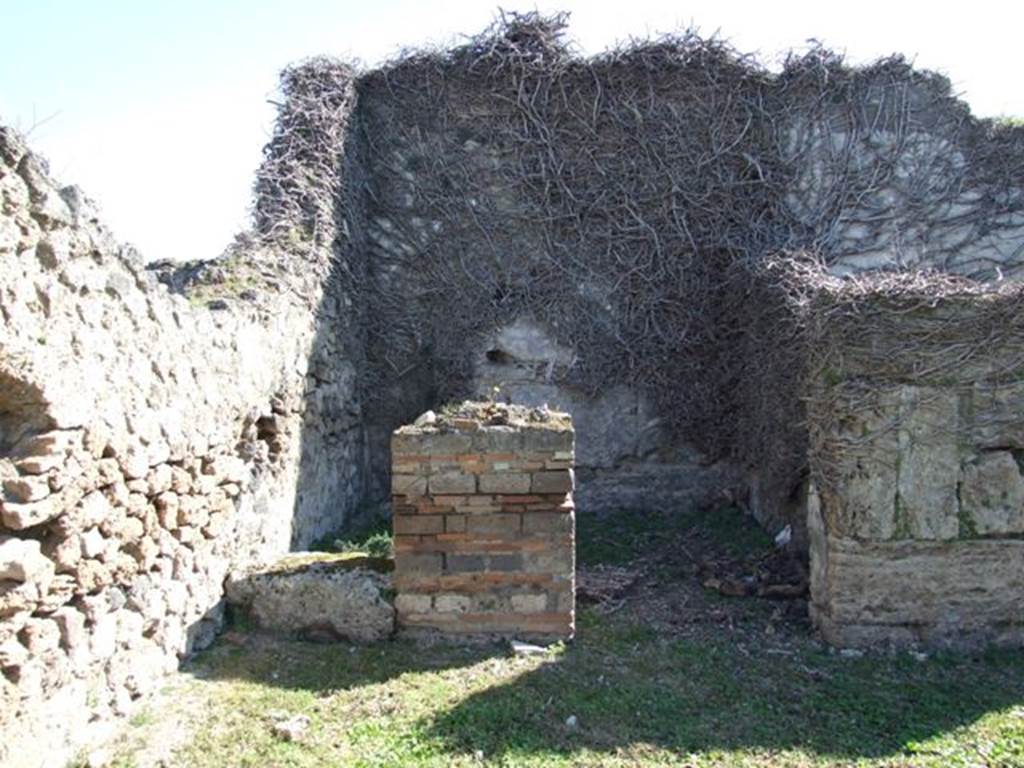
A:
[100, 507, 1024, 768]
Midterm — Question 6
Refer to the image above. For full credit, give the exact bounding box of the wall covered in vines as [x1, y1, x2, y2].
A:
[255, 12, 1024, 525]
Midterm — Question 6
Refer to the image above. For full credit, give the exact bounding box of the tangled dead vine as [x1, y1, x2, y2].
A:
[247, 12, 1024, 516]
[794, 265, 1024, 496]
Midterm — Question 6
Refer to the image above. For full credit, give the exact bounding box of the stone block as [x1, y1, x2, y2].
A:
[3, 476, 52, 504]
[434, 594, 471, 613]
[398, 431, 473, 456]
[391, 473, 427, 497]
[810, 536, 1024, 649]
[813, 386, 899, 540]
[510, 593, 548, 613]
[471, 427, 522, 453]
[13, 430, 80, 460]
[154, 492, 180, 529]
[225, 559, 395, 642]
[97, 458, 124, 487]
[18, 618, 61, 655]
[960, 451, 1024, 535]
[445, 554, 485, 572]
[203, 455, 248, 485]
[445, 515, 467, 533]
[428, 471, 476, 495]
[522, 548, 573, 574]
[487, 553, 524, 572]
[392, 459, 427, 476]
[117, 449, 150, 481]
[14, 454, 63, 475]
[80, 528, 106, 559]
[896, 386, 960, 540]
[394, 515, 444, 535]
[1, 495, 64, 530]
[395, 552, 443, 577]
[0, 538, 55, 584]
[530, 470, 572, 494]
[466, 514, 521, 535]
[479, 473, 531, 494]
[145, 464, 173, 495]
[79, 490, 113, 528]
[521, 426, 574, 453]
[51, 607, 86, 651]
[395, 593, 432, 614]
[169, 466, 191, 494]
[970, 382, 1024, 449]
[522, 513, 573, 534]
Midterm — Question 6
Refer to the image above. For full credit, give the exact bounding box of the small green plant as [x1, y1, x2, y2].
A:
[993, 114, 1024, 129]
[336, 530, 393, 558]
[312, 501, 393, 557]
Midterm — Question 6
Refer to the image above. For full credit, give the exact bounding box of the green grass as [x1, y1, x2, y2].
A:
[311, 502, 393, 558]
[577, 504, 771, 567]
[136, 610, 1024, 768]
[105, 507, 1024, 767]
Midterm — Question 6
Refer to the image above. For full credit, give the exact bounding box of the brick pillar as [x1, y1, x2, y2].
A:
[390, 405, 575, 639]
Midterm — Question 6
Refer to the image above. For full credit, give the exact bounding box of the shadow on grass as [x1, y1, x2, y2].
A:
[187, 630, 505, 697]
[576, 504, 773, 569]
[421, 614, 1024, 763]
[187, 608, 1024, 764]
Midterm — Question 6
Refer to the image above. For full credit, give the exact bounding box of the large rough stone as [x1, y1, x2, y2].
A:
[0, 538, 55, 585]
[809, 378, 1024, 649]
[225, 556, 395, 643]
[960, 451, 1024, 535]
[810, 535, 1024, 649]
[0, 495, 65, 530]
[970, 382, 1024, 449]
[816, 386, 901, 540]
[896, 387, 960, 540]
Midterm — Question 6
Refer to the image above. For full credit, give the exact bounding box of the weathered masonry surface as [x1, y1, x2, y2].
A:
[391, 407, 575, 639]
[2, 12, 1024, 768]
[805, 278, 1024, 648]
[0, 116, 366, 767]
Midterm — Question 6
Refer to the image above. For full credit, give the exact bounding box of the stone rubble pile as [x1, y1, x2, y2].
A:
[225, 554, 395, 642]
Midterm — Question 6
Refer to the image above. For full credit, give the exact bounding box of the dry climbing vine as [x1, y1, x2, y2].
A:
[246, 12, 1024, 516]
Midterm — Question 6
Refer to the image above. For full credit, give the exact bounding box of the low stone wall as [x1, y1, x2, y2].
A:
[806, 281, 1024, 648]
[225, 553, 394, 643]
[390, 405, 575, 639]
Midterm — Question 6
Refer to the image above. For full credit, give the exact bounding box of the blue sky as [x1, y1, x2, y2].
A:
[3, 0, 1022, 263]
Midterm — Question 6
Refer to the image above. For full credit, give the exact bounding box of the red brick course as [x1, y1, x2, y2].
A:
[391, 413, 575, 639]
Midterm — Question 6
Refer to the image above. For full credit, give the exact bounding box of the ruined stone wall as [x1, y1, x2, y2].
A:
[391, 404, 575, 639]
[782, 95, 1024, 281]
[805, 279, 1024, 648]
[0, 122, 367, 766]
[352, 24, 1024, 532]
[1, 22, 1023, 765]
[355, 67, 749, 519]
[470, 319, 740, 514]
